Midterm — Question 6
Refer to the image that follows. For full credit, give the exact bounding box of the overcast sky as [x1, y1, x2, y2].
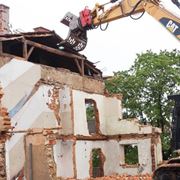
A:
[1, 0, 180, 75]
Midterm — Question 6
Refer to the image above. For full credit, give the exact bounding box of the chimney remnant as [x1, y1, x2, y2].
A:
[0, 4, 10, 35]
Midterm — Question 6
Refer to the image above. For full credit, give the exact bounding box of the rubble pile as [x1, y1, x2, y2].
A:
[91, 174, 152, 180]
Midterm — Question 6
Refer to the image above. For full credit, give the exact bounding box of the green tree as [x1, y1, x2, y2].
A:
[105, 50, 180, 159]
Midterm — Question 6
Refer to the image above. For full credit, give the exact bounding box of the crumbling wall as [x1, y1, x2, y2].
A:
[0, 85, 11, 179]
[72, 89, 160, 136]
[0, 139, 6, 180]
[75, 138, 155, 179]
[0, 56, 11, 68]
[0, 58, 163, 179]
[41, 66, 104, 95]
[25, 134, 51, 180]
[0, 59, 58, 178]
[71, 88, 162, 179]
[56, 86, 72, 135]
[119, 138, 152, 174]
[0, 59, 76, 178]
[5, 84, 61, 179]
[0, 59, 41, 110]
[0, 142, 6, 179]
[151, 132, 163, 170]
[53, 140, 74, 178]
[72, 90, 123, 135]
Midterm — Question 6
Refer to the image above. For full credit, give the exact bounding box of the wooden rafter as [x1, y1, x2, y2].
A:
[0, 35, 102, 77]
[74, 58, 83, 75]
[21, 39, 85, 60]
[22, 39, 35, 61]
[81, 59, 85, 76]
[0, 42, 2, 54]
[23, 40, 27, 60]
[84, 62, 101, 75]
[26, 46, 34, 60]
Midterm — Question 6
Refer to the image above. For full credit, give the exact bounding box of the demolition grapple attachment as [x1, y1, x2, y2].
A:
[60, 8, 92, 52]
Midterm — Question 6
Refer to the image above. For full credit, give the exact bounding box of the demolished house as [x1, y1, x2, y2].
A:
[0, 4, 163, 180]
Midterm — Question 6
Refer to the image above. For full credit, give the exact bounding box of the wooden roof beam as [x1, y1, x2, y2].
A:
[22, 39, 86, 60]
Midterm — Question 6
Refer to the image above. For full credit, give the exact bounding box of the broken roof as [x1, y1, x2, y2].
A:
[0, 29, 102, 78]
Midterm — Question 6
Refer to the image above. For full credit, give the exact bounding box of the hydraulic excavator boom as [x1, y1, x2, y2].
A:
[60, 0, 180, 52]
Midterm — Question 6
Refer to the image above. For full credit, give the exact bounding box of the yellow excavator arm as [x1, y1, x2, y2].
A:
[61, 0, 180, 51]
[91, 0, 154, 25]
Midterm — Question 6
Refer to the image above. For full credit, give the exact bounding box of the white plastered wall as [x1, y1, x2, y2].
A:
[5, 85, 59, 179]
[0, 59, 162, 179]
[0, 59, 41, 110]
[75, 139, 153, 179]
[154, 136, 163, 168]
[72, 90, 155, 136]
[5, 83, 73, 179]
[73, 90, 122, 135]
[53, 140, 74, 178]
[59, 86, 73, 135]
[118, 138, 152, 174]
[0, 59, 74, 178]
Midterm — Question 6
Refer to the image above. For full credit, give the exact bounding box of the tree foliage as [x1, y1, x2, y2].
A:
[105, 50, 180, 159]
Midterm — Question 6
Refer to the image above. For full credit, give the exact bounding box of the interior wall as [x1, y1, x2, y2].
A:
[0, 59, 41, 110]
[59, 86, 73, 135]
[53, 140, 74, 178]
[72, 90, 122, 135]
[75, 139, 153, 179]
[6, 136, 25, 179]
[25, 134, 51, 180]
[5, 85, 59, 179]
[154, 136, 163, 168]
[118, 138, 152, 174]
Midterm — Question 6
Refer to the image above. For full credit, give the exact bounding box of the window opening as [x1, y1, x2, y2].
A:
[91, 148, 104, 178]
[124, 144, 139, 165]
[85, 99, 99, 134]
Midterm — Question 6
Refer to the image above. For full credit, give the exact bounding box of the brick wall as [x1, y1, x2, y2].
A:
[0, 86, 6, 179]
[0, 141, 6, 179]
[0, 85, 11, 179]
[0, 4, 10, 35]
